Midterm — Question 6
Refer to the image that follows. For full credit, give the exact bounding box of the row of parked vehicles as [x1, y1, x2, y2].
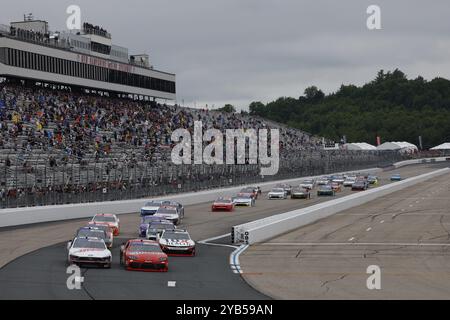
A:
[66, 200, 196, 272]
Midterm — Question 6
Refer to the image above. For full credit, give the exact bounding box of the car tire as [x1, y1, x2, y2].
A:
[105, 263, 111, 269]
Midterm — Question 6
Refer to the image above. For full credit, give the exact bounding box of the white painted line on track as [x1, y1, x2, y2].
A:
[199, 233, 230, 243]
[348, 237, 355, 241]
[380, 220, 385, 224]
[366, 227, 372, 232]
[230, 244, 249, 274]
[168, 281, 176, 287]
[260, 242, 450, 247]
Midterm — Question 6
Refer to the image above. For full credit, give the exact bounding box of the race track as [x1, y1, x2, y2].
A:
[240, 164, 450, 299]
[0, 162, 447, 299]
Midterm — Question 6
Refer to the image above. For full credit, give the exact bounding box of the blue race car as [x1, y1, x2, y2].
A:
[390, 174, 402, 181]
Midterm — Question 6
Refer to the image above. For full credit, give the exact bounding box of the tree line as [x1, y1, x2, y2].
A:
[220, 69, 450, 149]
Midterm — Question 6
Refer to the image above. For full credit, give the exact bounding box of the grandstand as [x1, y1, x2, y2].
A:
[0, 17, 409, 208]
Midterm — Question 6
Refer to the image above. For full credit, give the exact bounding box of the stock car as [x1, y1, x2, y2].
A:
[139, 216, 169, 237]
[162, 200, 185, 218]
[290, 187, 311, 199]
[158, 229, 196, 256]
[390, 174, 402, 181]
[239, 187, 260, 199]
[299, 179, 315, 190]
[233, 194, 256, 207]
[268, 188, 287, 199]
[331, 175, 345, 184]
[317, 176, 331, 185]
[67, 237, 112, 268]
[212, 197, 235, 211]
[331, 182, 342, 192]
[343, 176, 357, 187]
[120, 239, 168, 272]
[275, 183, 292, 195]
[352, 180, 369, 191]
[89, 213, 120, 236]
[154, 205, 183, 225]
[317, 185, 335, 196]
[146, 220, 176, 240]
[367, 175, 379, 185]
[87, 223, 114, 248]
[140, 200, 165, 217]
[75, 226, 111, 248]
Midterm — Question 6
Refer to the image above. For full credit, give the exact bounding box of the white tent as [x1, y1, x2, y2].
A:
[431, 143, 450, 150]
[344, 142, 377, 151]
[377, 141, 418, 153]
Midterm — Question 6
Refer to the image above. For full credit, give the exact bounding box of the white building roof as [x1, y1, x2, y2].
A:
[376, 141, 418, 151]
[344, 143, 377, 150]
[430, 142, 450, 150]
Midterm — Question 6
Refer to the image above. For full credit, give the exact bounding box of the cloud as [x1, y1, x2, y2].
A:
[1, 0, 449, 110]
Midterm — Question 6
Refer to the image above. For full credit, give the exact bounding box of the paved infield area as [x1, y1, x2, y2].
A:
[240, 165, 450, 299]
[0, 162, 447, 299]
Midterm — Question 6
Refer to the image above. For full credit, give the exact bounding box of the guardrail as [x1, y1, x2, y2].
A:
[231, 167, 450, 244]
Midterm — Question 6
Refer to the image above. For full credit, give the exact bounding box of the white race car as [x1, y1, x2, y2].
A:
[268, 188, 287, 199]
[67, 237, 112, 268]
[343, 176, 357, 187]
[299, 179, 315, 190]
[232, 194, 255, 207]
[140, 200, 165, 217]
[158, 229, 196, 256]
[154, 206, 182, 225]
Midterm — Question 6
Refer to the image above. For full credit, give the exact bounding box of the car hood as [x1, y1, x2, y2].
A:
[154, 213, 179, 219]
[126, 251, 166, 260]
[160, 239, 195, 247]
[70, 248, 110, 258]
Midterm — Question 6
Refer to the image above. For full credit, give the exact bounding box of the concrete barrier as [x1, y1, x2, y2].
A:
[232, 167, 450, 244]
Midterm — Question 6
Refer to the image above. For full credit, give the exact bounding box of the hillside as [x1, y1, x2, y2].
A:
[249, 69, 450, 148]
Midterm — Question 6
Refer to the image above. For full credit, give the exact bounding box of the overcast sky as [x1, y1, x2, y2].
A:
[1, 1, 450, 110]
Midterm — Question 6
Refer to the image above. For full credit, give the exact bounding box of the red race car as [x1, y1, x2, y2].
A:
[120, 239, 168, 272]
[212, 197, 235, 212]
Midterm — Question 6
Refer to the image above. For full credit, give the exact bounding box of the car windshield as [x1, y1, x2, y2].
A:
[77, 229, 105, 239]
[272, 188, 284, 192]
[93, 216, 115, 222]
[73, 238, 106, 249]
[321, 185, 332, 190]
[128, 243, 162, 253]
[162, 232, 190, 240]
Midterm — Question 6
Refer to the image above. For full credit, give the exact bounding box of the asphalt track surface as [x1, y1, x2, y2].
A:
[0, 162, 447, 299]
[241, 163, 450, 299]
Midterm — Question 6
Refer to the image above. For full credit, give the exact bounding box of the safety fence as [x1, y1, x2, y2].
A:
[0, 150, 406, 208]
